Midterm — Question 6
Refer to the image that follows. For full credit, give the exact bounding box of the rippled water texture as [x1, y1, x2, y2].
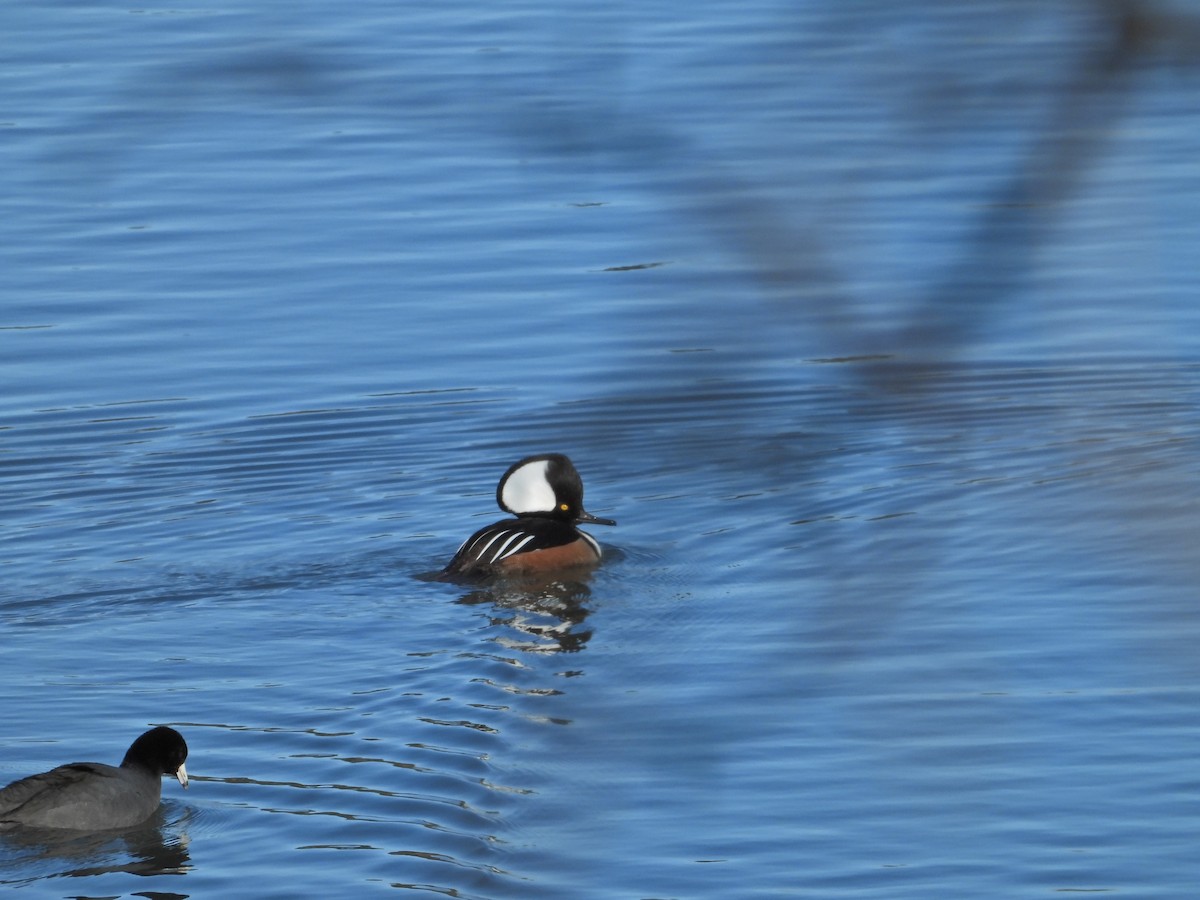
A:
[4, 2, 1200, 898]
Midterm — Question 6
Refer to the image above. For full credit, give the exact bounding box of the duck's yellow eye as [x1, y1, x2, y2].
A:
[560, 503, 570, 512]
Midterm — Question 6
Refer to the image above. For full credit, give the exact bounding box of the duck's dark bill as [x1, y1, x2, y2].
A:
[577, 510, 616, 526]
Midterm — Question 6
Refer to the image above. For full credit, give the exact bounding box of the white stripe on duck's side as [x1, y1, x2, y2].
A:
[466, 528, 538, 565]
[491, 531, 537, 562]
[578, 530, 601, 559]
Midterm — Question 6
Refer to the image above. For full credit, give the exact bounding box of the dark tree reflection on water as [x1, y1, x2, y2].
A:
[501, 1, 1200, 670]
[29, 0, 1200, 655]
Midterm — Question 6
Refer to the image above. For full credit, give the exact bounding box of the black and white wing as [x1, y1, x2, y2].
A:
[442, 517, 575, 576]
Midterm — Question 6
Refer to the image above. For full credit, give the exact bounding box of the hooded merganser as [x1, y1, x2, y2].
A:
[441, 453, 616, 579]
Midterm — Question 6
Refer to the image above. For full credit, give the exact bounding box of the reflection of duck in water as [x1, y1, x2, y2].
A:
[0, 805, 194, 879]
[441, 454, 616, 581]
[457, 577, 596, 653]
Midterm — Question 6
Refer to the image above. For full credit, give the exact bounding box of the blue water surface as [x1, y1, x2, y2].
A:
[4, 1, 1200, 897]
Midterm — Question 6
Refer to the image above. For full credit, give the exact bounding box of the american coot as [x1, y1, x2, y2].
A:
[0, 726, 188, 831]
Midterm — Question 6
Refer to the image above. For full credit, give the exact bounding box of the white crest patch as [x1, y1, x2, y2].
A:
[500, 458, 556, 514]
